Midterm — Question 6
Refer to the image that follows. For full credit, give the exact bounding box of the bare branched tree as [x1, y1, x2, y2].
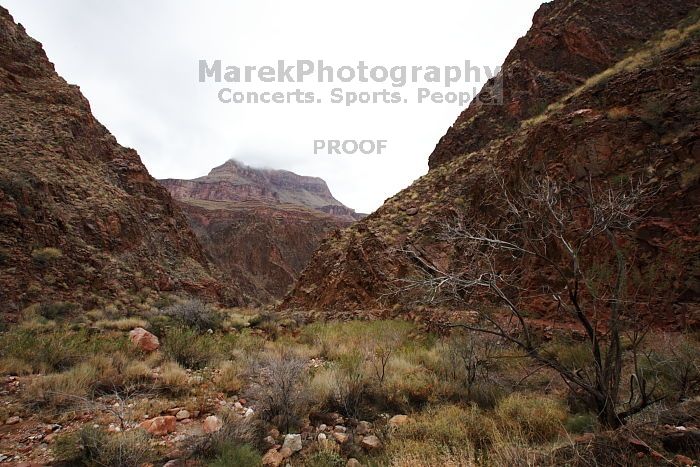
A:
[396, 173, 662, 427]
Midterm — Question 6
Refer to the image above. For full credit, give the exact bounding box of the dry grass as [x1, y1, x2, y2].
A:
[495, 394, 567, 443]
[215, 360, 244, 394]
[94, 317, 148, 331]
[157, 360, 189, 394]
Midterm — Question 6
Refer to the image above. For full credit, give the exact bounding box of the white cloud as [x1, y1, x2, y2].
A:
[5, 0, 543, 213]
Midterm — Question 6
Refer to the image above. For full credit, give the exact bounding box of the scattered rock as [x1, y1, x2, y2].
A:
[5, 416, 21, 425]
[175, 409, 190, 421]
[262, 448, 284, 467]
[406, 207, 419, 216]
[282, 433, 302, 452]
[361, 435, 382, 450]
[318, 433, 327, 441]
[356, 421, 371, 435]
[333, 432, 349, 444]
[244, 407, 254, 417]
[334, 425, 347, 433]
[388, 415, 411, 427]
[129, 327, 160, 352]
[202, 415, 223, 433]
[139, 416, 176, 436]
[279, 447, 293, 459]
[318, 424, 327, 432]
[674, 454, 694, 466]
[264, 435, 276, 447]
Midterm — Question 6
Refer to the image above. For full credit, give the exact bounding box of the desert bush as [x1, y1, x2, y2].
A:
[496, 394, 567, 443]
[303, 441, 344, 467]
[25, 362, 98, 408]
[642, 334, 700, 401]
[164, 299, 223, 331]
[565, 413, 598, 434]
[37, 301, 77, 320]
[0, 329, 130, 374]
[301, 320, 414, 361]
[250, 352, 308, 433]
[31, 247, 62, 266]
[26, 353, 154, 408]
[215, 360, 245, 395]
[385, 404, 497, 465]
[542, 339, 593, 372]
[162, 326, 218, 369]
[156, 360, 189, 395]
[206, 441, 261, 467]
[53, 426, 153, 466]
[94, 317, 148, 331]
[372, 356, 434, 412]
[331, 351, 367, 418]
[190, 409, 267, 459]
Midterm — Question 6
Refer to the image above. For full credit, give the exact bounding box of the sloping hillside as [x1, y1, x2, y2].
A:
[282, 1, 700, 329]
[0, 7, 242, 314]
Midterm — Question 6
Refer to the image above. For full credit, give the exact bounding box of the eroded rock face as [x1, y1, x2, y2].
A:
[161, 161, 362, 301]
[0, 7, 242, 313]
[427, 0, 700, 169]
[281, 0, 700, 329]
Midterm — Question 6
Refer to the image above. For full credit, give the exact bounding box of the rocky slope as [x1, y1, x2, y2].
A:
[282, 0, 700, 329]
[0, 7, 241, 315]
[161, 161, 361, 301]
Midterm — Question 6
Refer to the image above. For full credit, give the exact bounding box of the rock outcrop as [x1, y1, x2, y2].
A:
[282, 0, 700, 329]
[161, 161, 361, 301]
[0, 7, 241, 315]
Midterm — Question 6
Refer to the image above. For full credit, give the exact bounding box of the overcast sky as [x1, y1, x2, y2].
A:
[4, 0, 543, 213]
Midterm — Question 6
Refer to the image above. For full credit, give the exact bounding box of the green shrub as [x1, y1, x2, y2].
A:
[162, 327, 218, 369]
[53, 426, 153, 466]
[37, 301, 77, 320]
[496, 394, 567, 443]
[542, 340, 593, 372]
[0, 329, 132, 374]
[303, 444, 344, 467]
[164, 299, 223, 331]
[207, 441, 261, 467]
[565, 413, 597, 434]
[31, 247, 62, 266]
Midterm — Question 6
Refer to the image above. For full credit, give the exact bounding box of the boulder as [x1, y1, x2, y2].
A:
[356, 421, 371, 435]
[139, 416, 176, 436]
[361, 435, 382, 450]
[279, 447, 293, 459]
[129, 327, 160, 352]
[318, 433, 327, 441]
[5, 416, 21, 425]
[347, 459, 362, 467]
[333, 432, 349, 444]
[282, 433, 302, 452]
[202, 415, 223, 433]
[388, 415, 411, 427]
[175, 410, 190, 421]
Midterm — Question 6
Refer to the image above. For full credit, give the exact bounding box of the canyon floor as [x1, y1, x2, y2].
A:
[0, 298, 698, 466]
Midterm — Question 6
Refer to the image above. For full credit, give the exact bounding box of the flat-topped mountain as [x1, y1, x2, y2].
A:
[160, 162, 362, 301]
[160, 159, 363, 222]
